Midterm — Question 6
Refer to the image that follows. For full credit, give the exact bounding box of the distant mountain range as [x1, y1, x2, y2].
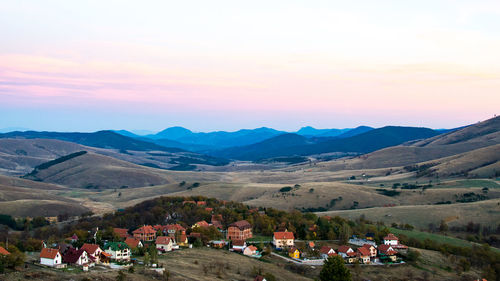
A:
[212, 126, 441, 161]
[1, 123, 471, 165]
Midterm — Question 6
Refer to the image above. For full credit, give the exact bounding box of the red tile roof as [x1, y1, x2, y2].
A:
[81, 243, 100, 255]
[383, 233, 398, 241]
[0, 246, 10, 255]
[246, 245, 258, 252]
[156, 236, 172, 245]
[274, 231, 294, 240]
[319, 246, 335, 255]
[133, 225, 156, 235]
[194, 221, 210, 228]
[337, 245, 353, 253]
[357, 247, 370, 256]
[362, 244, 375, 250]
[378, 244, 397, 255]
[229, 220, 252, 230]
[40, 248, 60, 259]
[113, 228, 129, 238]
[124, 237, 141, 249]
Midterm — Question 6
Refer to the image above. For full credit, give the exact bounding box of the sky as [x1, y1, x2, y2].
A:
[1, 0, 499, 132]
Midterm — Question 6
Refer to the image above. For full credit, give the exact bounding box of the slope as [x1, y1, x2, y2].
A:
[0, 130, 184, 152]
[22, 151, 173, 189]
[318, 116, 500, 171]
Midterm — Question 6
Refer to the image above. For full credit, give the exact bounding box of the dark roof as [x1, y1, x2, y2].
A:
[63, 248, 86, 264]
[232, 239, 245, 246]
[229, 220, 252, 230]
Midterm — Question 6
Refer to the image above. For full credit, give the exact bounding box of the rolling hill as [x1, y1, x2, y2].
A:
[317, 116, 500, 171]
[0, 175, 89, 217]
[213, 126, 440, 161]
[22, 151, 173, 189]
[0, 130, 184, 152]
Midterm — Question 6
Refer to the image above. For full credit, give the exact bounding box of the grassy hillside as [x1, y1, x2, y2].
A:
[0, 130, 183, 152]
[22, 152, 174, 189]
[317, 199, 500, 229]
[0, 175, 89, 216]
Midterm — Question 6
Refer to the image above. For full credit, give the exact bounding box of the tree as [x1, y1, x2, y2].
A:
[319, 255, 352, 281]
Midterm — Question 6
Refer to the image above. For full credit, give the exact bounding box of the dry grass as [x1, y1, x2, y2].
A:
[317, 199, 500, 228]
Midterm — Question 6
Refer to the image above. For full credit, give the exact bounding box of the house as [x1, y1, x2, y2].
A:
[104, 242, 131, 261]
[319, 246, 336, 259]
[40, 248, 64, 268]
[63, 248, 90, 266]
[197, 201, 206, 206]
[337, 245, 356, 263]
[254, 276, 267, 281]
[66, 234, 78, 243]
[124, 237, 143, 249]
[383, 233, 408, 252]
[211, 220, 225, 232]
[0, 246, 10, 256]
[177, 231, 188, 246]
[192, 220, 210, 229]
[231, 239, 246, 252]
[356, 247, 371, 264]
[365, 232, 375, 241]
[99, 252, 112, 264]
[133, 225, 156, 242]
[210, 240, 228, 248]
[211, 214, 223, 223]
[273, 231, 294, 249]
[378, 244, 397, 262]
[81, 243, 103, 264]
[227, 220, 253, 240]
[383, 233, 399, 246]
[165, 224, 186, 237]
[362, 244, 377, 258]
[113, 228, 130, 239]
[243, 245, 258, 256]
[156, 236, 174, 253]
[288, 247, 300, 259]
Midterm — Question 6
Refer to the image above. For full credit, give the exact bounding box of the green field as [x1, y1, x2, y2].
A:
[389, 227, 500, 253]
[438, 179, 500, 189]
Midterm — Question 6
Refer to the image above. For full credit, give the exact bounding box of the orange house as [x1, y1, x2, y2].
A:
[226, 220, 252, 240]
[133, 225, 156, 242]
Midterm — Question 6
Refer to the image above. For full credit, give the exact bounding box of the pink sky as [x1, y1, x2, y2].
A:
[1, 1, 499, 131]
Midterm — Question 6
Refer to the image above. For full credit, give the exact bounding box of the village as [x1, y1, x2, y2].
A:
[2, 199, 409, 277]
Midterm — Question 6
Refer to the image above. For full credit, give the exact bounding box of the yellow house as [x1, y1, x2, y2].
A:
[288, 248, 300, 259]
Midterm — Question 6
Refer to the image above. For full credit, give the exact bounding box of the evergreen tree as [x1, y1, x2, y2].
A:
[319, 255, 352, 281]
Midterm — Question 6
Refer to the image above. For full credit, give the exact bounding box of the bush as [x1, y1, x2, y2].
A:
[279, 186, 292, 192]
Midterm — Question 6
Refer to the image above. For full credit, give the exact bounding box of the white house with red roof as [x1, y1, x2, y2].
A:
[356, 247, 371, 264]
[272, 231, 294, 248]
[81, 243, 103, 264]
[383, 233, 408, 252]
[319, 246, 336, 259]
[378, 244, 398, 262]
[156, 236, 174, 253]
[40, 248, 64, 268]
